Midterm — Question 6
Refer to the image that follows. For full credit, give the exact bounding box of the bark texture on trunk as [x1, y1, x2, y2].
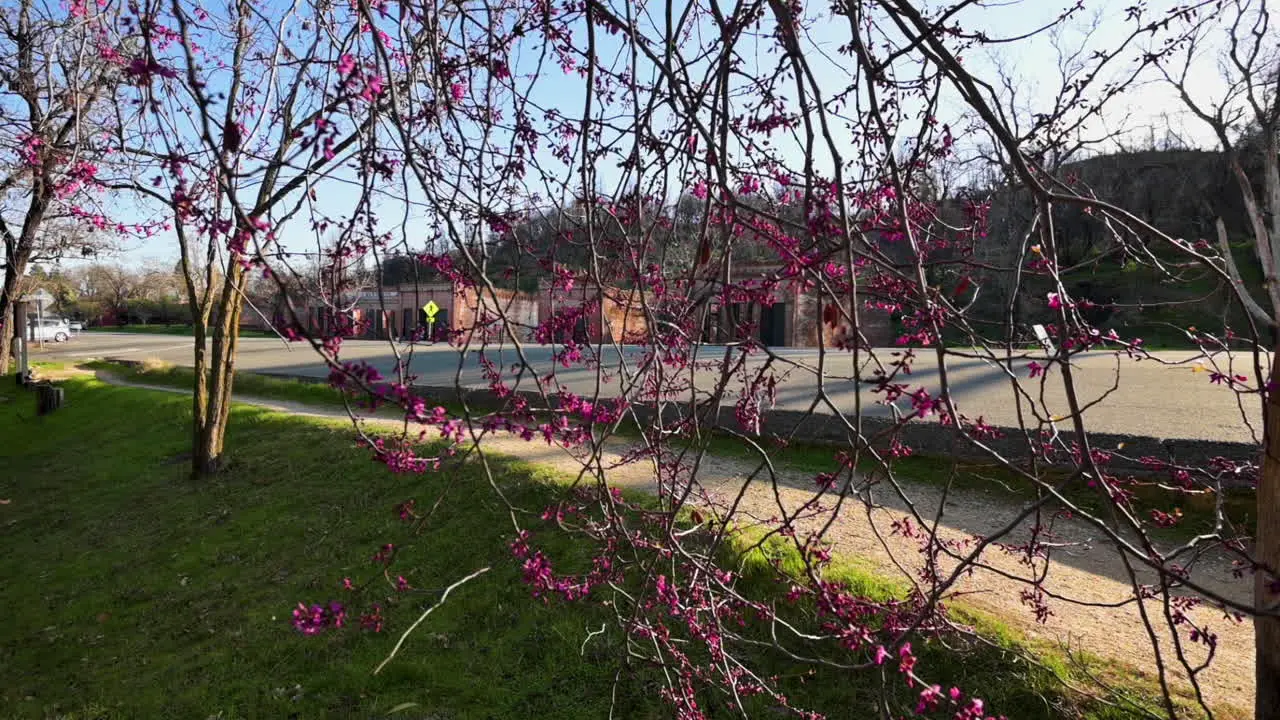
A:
[0, 299, 13, 377]
[0, 253, 27, 376]
[189, 261, 247, 479]
[1260, 348, 1280, 720]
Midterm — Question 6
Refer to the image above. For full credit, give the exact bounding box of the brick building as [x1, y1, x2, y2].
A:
[698, 264, 895, 347]
[300, 281, 539, 343]
[537, 278, 649, 344]
[289, 268, 891, 348]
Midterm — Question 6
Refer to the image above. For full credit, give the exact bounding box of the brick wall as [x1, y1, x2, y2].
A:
[453, 285, 539, 343]
[538, 280, 649, 344]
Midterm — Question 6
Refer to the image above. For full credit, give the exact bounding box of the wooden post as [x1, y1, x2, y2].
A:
[35, 382, 63, 415]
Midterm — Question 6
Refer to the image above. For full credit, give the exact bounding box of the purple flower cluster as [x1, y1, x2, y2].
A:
[291, 601, 346, 635]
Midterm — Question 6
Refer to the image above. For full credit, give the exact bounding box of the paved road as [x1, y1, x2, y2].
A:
[38, 332, 1267, 443]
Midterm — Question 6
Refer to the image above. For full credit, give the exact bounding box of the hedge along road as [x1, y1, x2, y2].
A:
[43, 331, 1267, 444]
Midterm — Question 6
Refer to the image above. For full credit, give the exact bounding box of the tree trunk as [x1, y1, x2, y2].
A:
[190, 261, 247, 479]
[0, 254, 27, 376]
[1259, 345, 1280, 720]
[190, 315, 213, 477]
[1254, 130, 1280, 720]
[0, 299, 13, 377]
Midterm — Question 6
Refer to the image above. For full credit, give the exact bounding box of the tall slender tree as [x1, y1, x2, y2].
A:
[114, 0, 384, 476]
[0, 0, 125, 373]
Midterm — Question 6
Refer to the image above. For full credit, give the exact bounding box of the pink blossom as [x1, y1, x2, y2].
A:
[360, 604, 385, 632]
[372, 543, 395, 565]
[361, 75, 385, 101]
[337, 54, 357, 76]
[124, 58, 179, 81]
[898, 642, 916, 680]
[873, 645, 891, 665]
[915, 684, 943, 714]
[291, 601, 346, 634]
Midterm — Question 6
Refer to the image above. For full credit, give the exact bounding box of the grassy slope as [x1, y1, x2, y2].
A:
[89, 359, 1260, 539]
[84, 325, 277, 338]
[0, 379, 640, 719]
[86, 360, 349, 409]
[0, 378, 1176, 719]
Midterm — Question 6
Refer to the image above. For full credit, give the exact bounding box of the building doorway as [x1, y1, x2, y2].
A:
[759, 302, 787, 346]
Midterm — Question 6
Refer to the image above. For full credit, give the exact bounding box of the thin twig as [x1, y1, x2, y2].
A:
[372, 566, 491, 675]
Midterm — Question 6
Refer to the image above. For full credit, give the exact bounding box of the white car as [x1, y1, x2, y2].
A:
[29, 318, 72, 342]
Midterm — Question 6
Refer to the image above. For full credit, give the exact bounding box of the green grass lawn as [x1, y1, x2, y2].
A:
[85, 324, 277, 338]
[0, 378, 1185, 719]
[0, 378, 649, 719]
[86, 360, 350, 410]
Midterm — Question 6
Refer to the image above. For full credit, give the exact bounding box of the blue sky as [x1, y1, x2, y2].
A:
[94, 0, 1224, 268]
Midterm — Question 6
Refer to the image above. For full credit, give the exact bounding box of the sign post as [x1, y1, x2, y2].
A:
[1031, 323, 1056, 357]
[423, 300, 440, 341]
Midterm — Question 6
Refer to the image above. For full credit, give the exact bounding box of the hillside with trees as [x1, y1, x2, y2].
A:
[962, 145, 1271, 346]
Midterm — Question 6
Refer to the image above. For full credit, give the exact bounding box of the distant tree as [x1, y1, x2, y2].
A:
[0, 0, 126, 372]
[81, 264, 136, 320]
[378, 253, 435, 287]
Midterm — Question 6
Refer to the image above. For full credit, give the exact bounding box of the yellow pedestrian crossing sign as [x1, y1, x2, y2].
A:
[423, 300, 440, 320]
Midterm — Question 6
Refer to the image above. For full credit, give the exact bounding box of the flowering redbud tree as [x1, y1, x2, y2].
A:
[106, 0, 1280, 717]
[110, 0, 396, 476]
[0, 0, 138, 374]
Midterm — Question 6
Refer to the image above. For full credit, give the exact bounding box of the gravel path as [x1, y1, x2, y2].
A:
[89, 370, 1256, 715]
[476, 437, 1254, 716]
